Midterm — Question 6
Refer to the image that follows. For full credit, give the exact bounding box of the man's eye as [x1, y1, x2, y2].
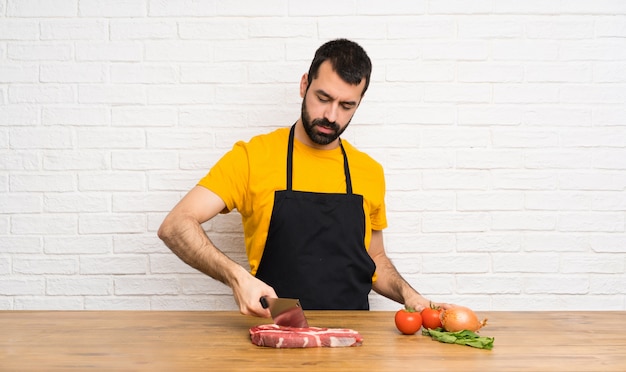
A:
[341, 104, 355, 110]
[317, 96, 330, 102]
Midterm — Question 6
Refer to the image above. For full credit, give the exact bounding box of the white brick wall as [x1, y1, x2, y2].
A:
[1, 1, 625, 311]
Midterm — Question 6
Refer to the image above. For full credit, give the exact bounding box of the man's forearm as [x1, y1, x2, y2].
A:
[159, 213, 278, 317]
[371, 255, 415, 303]
[371, 254, 431, 310]
[158, 215, 245, 288]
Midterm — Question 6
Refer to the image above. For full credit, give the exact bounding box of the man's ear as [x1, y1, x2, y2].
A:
[299, 73, 309, 98]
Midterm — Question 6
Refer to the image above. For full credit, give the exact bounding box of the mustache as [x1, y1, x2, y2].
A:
[311, 118, 339, 131]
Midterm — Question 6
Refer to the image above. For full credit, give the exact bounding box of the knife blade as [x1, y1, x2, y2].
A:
[260, 296, 309, 328]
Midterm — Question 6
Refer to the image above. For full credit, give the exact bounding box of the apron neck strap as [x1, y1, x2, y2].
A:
[287, 124, 353, 194]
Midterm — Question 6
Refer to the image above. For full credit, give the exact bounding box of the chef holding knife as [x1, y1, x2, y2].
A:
[158, 39, 451, 318]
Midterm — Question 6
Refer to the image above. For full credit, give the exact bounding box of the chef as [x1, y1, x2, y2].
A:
[158, 39, 450, 317]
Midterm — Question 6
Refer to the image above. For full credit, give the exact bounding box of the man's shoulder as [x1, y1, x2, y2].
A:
[251, 126, 290, 142]
[241, 127, 290, 149]
[341, 139, 382, 169]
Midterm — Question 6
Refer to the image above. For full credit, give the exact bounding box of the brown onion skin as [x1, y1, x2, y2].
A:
[440, 306, 488, 332]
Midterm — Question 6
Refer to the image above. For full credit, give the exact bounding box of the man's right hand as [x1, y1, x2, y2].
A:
[230, 266, 277, 318]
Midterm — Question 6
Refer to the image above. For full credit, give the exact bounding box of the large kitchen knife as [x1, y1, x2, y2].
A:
[260, 297, 309, 328]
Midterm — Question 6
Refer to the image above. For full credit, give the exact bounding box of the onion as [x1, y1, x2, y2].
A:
[440, 306, 487, 332]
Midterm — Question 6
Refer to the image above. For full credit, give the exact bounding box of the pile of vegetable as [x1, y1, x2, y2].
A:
[422, 328, 494, 350]
[394, 304, 494, 350]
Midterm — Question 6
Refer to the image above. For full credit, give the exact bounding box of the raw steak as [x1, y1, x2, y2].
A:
[249, 324, 363, 348]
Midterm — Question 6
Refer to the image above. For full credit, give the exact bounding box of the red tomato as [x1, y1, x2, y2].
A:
[394, 308, 422, 335]
[421, 306, 443, 330]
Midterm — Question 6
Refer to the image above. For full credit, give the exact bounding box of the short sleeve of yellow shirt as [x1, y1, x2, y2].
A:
[198, 127, 387, 276]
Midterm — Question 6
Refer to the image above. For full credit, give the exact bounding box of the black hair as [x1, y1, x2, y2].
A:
[307, 38, 372, 96]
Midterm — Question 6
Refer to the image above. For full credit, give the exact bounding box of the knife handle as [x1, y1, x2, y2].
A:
[259, 296, 269, 309]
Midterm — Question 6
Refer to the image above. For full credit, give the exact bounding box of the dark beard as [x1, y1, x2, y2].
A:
[301, 97, 349, 146]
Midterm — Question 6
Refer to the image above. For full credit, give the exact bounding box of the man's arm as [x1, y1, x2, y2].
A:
[157, 186, 276, 317]
[369, 229, 451, 311]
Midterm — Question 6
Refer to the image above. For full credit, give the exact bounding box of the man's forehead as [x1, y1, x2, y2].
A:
[310, 61, 365, 101]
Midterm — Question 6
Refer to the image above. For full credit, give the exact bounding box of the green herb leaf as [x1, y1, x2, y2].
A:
[422, 328, 494, 350]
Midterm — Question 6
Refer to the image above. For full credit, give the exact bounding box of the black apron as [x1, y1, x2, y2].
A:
[255, 125, 376, 310]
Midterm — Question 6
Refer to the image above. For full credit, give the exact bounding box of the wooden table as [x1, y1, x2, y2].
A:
[1, 311, 624, 371]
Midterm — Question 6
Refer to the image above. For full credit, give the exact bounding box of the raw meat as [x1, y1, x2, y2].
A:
[249, 324, 363, 348]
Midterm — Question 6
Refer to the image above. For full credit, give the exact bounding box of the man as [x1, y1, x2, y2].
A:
[158, 39, 448, 318]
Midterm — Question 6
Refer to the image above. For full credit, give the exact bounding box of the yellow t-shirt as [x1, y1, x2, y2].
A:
[198, 127, 387, 275]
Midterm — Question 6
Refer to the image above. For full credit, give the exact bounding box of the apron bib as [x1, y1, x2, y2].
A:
[255, 125, 376, 310]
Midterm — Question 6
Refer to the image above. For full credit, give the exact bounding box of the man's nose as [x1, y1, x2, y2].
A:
[324, 103, 339, 123]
